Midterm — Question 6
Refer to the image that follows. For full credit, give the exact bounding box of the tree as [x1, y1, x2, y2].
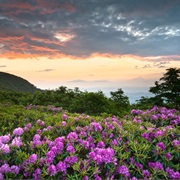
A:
[110, 88, 130, 115]
[132, 96, 161, 110]
[149, 67, 180, 108]
[69, 91, 111, 115]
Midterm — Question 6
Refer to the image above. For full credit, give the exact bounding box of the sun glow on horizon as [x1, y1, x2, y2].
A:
[1, 53, 179, 91]
[54, 33, 75, 43]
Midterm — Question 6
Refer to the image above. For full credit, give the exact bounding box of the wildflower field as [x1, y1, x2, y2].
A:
[0, 103, 180, 180]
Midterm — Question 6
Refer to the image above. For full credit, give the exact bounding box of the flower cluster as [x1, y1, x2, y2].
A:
[116, 165, 130, 178]
[13, 127, 24, 136]
[89, 147, 116, 165]
[148, 161, 164, 170]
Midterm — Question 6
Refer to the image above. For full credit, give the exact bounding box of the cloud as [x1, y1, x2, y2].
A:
[67, 79, 109, 83]
[153, 61, 170, 68]
[67, 79, 87, 83]
[38, 69, 55, 72]
[143, 64, 151, 69]
[0, 65, 6, 68]
[0, 0, 180, 59]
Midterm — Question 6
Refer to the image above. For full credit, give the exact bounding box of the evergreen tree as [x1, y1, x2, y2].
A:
[149, 68, 180, 108]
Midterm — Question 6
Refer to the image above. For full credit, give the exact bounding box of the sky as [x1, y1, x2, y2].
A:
[0, 0, 180, 102]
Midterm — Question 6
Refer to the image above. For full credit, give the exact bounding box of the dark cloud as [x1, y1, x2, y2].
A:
[38, 69, 55, 72]
[0, 0, 180, 59]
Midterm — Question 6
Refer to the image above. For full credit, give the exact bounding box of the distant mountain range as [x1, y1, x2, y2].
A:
[0, 71, 153, 103]
[0, 72, 40, 93]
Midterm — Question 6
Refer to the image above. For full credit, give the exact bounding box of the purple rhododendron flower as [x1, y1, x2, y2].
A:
[31, 134, 42, 148]
[74, 117, 79, 121]
[54, 136, 65, 143]
[142, 132, 150, 141]
[33, 168, 41, 179]
[26, 123, 32, 128]
[90, 122, 102, 132]
[0, 144, 10, 154]
[11, 137, 22, 148]
[110, 138, 119, 146]
[151, 114, 158, 120]
[47, 165, 57, 176]
[28, 154, 38, 164]
[135, 162, 143, 169]
[64, 156, 78, 167]
[47, 126, 53, 131]
[161, 114, 168, 120]
[67, 132, 78, 142]
[56, 161, 67, 173]
[79, 140, 90, 149]
[131, 109, 143, 115]
[33, 134, 41, 141]
[154, 130, 165, 138]
[89, 147, 116, 165]
[61, 121, 67, 126]
[40, 121, 45, 126]
[97, 141, 105, 148]
[82, 176, 89, 180]
[109, 133, 114, 138]
[10, 165, 20, 174]
[51, 146, 58, 153]
[66, 145, 75, 153]
[79, 131, 87, 137]
[173, 139, 180, 146]
[0, 134, 10, 144]
[148, 162, 163, 170]
[55, 141, 64, 153]
[13, 127, 24, 136]
[0, 163, 11, 173]
[131, 109, 137, 115]
[47, 140, 55, 149]
[46, 150, 56, 159]
[106, 123, 114, 130]
[143, 170, 150, 177]
[0, 173, 4, 180]
[94, 174, 102, 180]
[62, 114, 68, 120]
[165, 152, 172, 160]
[46, 157, 54, 164]
[116, 165, 130, 178]
[166, 167, 180, 179]
[130, 177, 138, 180]
[156, 142, 165, 150]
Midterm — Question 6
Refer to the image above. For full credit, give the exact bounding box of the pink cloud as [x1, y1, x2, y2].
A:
[0, 0, 75, 16]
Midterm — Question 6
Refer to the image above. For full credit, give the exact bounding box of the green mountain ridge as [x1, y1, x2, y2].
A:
[0, 71, 40, 93]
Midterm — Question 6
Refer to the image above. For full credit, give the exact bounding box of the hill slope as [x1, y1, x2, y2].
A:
[0, 72, 39, 93]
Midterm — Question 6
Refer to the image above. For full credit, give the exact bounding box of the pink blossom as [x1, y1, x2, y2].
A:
[0, 144, 10, 154]
[13, 127, 24, 136]
[11, 137, 22, 148]
[28, 154, 38, 164]
[0, 134, 10, 144]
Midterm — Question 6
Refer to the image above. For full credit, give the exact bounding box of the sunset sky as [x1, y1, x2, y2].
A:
[0, 0, 180, 102]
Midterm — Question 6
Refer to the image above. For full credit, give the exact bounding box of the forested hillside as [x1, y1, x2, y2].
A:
[0, 72, 39, 93]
